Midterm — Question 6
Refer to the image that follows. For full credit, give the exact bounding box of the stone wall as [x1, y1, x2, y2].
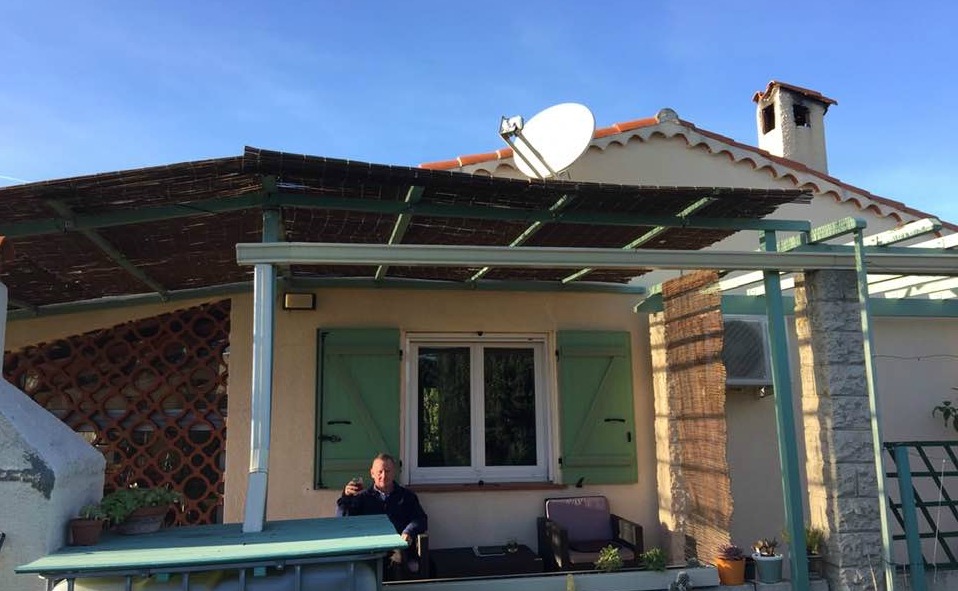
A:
[796, 270, 886, 591]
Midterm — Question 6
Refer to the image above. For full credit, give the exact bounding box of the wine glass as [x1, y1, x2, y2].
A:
[505, 537, 519, 553]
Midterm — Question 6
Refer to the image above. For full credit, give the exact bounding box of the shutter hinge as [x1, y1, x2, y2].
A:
[558, 456, 563, 465]
[555, 349, 560, 359]
[398, 348, 403, 359]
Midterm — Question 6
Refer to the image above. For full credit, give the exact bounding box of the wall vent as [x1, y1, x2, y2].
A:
[722, 315, 772, 386]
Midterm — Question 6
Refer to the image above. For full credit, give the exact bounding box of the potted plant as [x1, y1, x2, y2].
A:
[641, 547, 666, 572]
[594, 545, 624, 572]
[715, 543, 746, 585]
[68, 503, 107, 546]
[100, 485, 182, 535]
[782, 523, 827, 579]
[804, 525, 826, 579]
[753, 537, 783, 583]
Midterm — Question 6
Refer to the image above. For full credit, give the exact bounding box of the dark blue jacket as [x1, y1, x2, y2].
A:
[336, 482, 428, 538]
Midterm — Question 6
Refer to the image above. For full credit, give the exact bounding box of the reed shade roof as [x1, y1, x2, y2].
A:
[0, 146, 810, 310]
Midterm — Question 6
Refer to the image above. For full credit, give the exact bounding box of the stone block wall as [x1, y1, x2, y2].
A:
[795, 270, 886, 591]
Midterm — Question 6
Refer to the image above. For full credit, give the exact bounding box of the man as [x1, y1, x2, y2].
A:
[336, 453, 428, 575]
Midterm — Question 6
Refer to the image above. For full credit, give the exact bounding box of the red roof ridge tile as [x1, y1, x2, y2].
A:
[420, 117, 660, 169]
[677, 119, 955, 231]
[419, 111, 954, 232]
[752, 80, 838, 106]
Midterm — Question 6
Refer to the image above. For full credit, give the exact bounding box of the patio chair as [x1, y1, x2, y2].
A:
[387, 533, 430, 580]
[537, 496, 642, 571]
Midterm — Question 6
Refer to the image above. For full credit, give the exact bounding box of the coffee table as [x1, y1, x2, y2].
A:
[430, 544, 543, 578]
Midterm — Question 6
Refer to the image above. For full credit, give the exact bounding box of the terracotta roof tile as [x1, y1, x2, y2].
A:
[420, 158, 460, 170]
[752, 80, 838, 106]
[419, 109, 954, 232]
[421, 117, 659, 168]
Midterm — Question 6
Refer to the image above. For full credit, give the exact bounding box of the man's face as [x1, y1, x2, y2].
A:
[370, 458, 395, 492]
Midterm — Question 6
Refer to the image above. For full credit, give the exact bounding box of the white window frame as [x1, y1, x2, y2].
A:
[404, 333, 552, 484]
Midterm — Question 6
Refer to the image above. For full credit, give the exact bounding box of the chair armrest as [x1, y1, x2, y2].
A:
[415, 533, 430, 578]
[537, 516, 570, 571]
[611, 514, 643, 554]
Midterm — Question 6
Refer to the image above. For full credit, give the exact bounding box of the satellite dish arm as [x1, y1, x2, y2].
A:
[499, 116, 557, 180]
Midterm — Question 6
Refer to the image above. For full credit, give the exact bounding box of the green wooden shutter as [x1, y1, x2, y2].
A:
[314, 328, 401, 489]
[557, 330, 637, 485]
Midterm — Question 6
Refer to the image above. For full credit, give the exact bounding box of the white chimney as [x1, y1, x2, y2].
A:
[753, 81, 837, 174]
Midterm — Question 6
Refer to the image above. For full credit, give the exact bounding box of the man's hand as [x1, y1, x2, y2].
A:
[401, 532, 412, 544]
[343, 477, 364, 496]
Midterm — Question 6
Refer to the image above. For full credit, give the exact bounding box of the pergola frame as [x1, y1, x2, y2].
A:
[3, 150, 955, 591]
[236, 215, 957, 591]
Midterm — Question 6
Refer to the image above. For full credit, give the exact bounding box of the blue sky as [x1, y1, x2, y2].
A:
[2, 1, 956, 222]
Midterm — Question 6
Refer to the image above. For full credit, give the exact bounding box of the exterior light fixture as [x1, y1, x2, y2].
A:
[283, 292, 316, 311]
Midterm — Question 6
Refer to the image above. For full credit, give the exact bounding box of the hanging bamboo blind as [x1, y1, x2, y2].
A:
[660, 271, 732, 561]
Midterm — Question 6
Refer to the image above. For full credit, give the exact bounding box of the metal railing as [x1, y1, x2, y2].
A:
[884, 440, 958, 585]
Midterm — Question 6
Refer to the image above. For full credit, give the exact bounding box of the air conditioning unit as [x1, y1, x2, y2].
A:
[722, 315, 772, 386]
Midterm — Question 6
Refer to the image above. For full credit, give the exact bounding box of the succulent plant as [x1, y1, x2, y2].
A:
[717, 543, 745, 561]
[754, 537, 779, 557]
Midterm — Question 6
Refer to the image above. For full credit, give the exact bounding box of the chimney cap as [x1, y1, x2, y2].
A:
[752, 80, 838, 106]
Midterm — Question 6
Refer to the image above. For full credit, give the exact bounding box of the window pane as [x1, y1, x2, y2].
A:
[484, 348, 536, 466]
[418, 347, 471, 467]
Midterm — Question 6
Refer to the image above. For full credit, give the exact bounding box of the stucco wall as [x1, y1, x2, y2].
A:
[725, 315, 958, 558]
[224, 289, 657, 551]
[0, 379, 105, 591]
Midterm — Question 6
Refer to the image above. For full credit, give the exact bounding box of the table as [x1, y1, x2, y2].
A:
[16, 516, 405, 590]
[430, 545, 543, 578]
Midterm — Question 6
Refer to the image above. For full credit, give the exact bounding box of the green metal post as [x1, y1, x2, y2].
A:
[894, 444, 927, 590]
[854, 229, 897, 591]
[762, 230, 810, 590]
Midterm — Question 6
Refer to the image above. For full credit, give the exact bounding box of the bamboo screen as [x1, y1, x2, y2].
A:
[2, 300, 230, 525]
[660, 271, 732, 561]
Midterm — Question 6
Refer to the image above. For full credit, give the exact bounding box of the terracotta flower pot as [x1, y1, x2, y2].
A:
[715, 557, 746, 585]
[115, 505, 170, 535]
[69, 518, 105, 546]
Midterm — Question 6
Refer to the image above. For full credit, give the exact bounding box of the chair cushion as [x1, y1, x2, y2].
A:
[569, 540, 614, 553]
[545, 496, 613, 542]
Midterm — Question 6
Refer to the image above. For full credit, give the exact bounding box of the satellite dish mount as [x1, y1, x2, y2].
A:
[498, 103, 595, 180]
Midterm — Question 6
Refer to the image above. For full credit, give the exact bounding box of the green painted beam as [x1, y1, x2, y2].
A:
[375, 186, 425, 280]
[632, 292, 663, 313]
[270, 193, 812, 232]
[854, 229, 897, 591]
[863, 218, 942, 246]
[762, 230, 810, 590]
[289, 276, 646, 294]
[0, 191, 813, 239]
[563, 196, 714, 284]
[792, 244, 958, 258]
[893, 445, 928, 591]
[719, 295, 958, 317]
[776, 216, 867, 252]
[469, 193, 576, 283]
[8, 297, 37, 312]
[7, 282, 251, 322]
[236, 242, 958, 275]
[46, 200, 170, 299]
[0, 192, 268, 238]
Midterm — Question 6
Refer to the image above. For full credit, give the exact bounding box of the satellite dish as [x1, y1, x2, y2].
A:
[499, 102, 595, 179]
